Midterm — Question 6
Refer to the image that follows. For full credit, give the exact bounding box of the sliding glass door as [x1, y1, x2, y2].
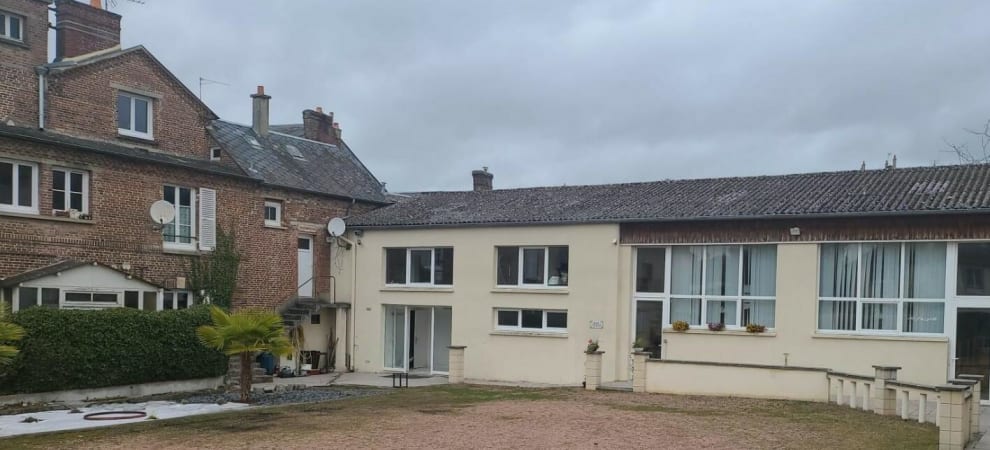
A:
[383, 305, 452, 374]
[384, 305, 407, 371]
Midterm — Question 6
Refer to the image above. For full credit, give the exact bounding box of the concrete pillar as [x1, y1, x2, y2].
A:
[937, 385, 969, 450]
[584, 351, 604, 391]
[447, 346, 466, 384]
[871, 365, 899, 416]
[956, 374, 982, 440]
[631, 352, 650, 393]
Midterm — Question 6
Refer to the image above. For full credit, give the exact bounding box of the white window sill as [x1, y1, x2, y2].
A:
[490, 330, 569, 338]
[264, 223, 287, 230]
[63, 302, 120, 310]
[491, 287, 569, 295]
[162, 246, 199, 256]
[812, 332, 948, 343]
[665, 328, 777, 337]
[0, 210, 94, 224]
[118, 130, 154, 141]
[380, 286, 454, 293]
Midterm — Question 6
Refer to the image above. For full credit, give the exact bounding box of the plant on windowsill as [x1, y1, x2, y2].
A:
[707, 322, 725, 332]
[585, 339, 600, 353]
[671, 320, 690, 332]
[632, 337, 646, 352]
[745, 323, 767, 333]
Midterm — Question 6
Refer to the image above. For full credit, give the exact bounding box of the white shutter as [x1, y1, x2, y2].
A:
[198, 187, 217, 251]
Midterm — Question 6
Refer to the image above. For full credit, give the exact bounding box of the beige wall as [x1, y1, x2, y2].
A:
[644, 361, 830, 401]
[345, 224, 622, 384]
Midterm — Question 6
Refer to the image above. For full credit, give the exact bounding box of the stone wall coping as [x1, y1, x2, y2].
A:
[871, 365, 902, 370]
[949, 378, 979, 386]
[827, 371, 875, 382]
[956, 374, 984, 381]
[936, 384, 970, 392]
[646, 358, 828, 373]
[447, 345, 466, 350]
[886, 380, 938, 391]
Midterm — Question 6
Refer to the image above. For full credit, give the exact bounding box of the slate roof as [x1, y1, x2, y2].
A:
[209, 120, 387, 203]
[0, 260, 161, 288]
[348, 164, 990, 228]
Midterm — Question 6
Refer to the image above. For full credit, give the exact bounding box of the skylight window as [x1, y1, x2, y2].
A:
[285, 144, 305, 160]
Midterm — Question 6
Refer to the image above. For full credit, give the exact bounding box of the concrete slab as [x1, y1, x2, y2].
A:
[331, 372, 449, 388]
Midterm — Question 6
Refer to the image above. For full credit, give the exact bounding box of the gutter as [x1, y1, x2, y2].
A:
[35, 66, 48, 130]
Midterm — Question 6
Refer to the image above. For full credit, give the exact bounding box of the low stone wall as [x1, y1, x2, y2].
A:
[640, 358, 830, 401]
[0, 376, 225, 406]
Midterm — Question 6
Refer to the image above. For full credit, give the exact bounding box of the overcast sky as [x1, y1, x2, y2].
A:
[106, 0, 990, 192]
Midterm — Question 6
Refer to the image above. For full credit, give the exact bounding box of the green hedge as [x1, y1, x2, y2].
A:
[0, 306, 227, 394]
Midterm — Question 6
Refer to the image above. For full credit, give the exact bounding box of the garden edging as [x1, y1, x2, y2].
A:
[0, 376, 224, 406]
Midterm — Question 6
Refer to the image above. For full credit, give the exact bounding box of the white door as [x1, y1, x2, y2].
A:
[297, 236, 314, 297]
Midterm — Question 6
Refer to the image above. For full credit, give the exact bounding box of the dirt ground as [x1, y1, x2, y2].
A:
[0, 385, 937, 449]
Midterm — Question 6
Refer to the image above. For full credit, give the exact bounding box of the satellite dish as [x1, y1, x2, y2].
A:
[327, 217, 346, 237]
[150, 200, 176, 224]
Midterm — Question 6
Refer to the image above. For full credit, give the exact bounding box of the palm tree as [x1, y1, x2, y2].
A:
[197, 306, 291, 402]
[0, 302, 25, 370]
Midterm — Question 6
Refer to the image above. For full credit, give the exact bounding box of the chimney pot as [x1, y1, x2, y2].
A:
[472, 168, 494, 192]
[316, 106, 323, 113]
[90, 0, 102, 8]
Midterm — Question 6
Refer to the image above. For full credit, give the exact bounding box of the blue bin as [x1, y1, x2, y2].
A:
[257, 352, 276, 375]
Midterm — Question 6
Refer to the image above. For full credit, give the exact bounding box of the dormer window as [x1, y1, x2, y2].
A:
[117, 92, 153, 139]
[0, 11, 23, 42]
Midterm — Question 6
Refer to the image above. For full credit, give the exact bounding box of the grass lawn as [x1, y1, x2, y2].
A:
[0, 385, 936, 449]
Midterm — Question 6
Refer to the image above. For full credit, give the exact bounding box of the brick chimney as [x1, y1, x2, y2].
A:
[472, 167, 493, 191]
[302, 108, 338, 145]
[251, 85, 270, 136]
[54, 0, 122, 61]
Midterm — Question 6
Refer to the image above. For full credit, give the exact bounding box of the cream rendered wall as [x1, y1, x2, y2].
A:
[644, 361, 829, 401]
[652, 243, 950, 385]
[346, 224, 622, 385]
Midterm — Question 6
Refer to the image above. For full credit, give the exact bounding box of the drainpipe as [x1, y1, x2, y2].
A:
[35, 67, 48, 130]
[334, 234, 359, 372]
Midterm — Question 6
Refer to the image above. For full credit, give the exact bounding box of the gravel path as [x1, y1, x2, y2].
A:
[183, 387, 386, 406]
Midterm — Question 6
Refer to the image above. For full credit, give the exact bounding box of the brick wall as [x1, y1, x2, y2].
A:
[53, 0, 121, 60]
[0, 0, 50, 127]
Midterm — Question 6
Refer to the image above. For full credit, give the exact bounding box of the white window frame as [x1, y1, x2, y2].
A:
[495, 246, 569, 288]
[51, 167, 89, 213]
[63, 290, 121, 308]
[210, 147, 222, 161]
[263, 200, 281, 227]
[0, 158, 38, 214]
[494, 308, 568, 333]
[817, 241, 947, 336]
[0, 11, 24, 42]
[117, 92, 154, 139]
[384, 247, 454, 287]
[162, 290, 193, 310]
[163, 184, 196, 250]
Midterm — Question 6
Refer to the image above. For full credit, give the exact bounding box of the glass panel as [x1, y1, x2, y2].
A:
[521, 309, 543, 328]
[117, 95, 131, 129]
[70, 172, 83, 193]
[546, 311, 567, 329]
[0, 162, 11, 205]
[957, 243, 990, 296]
[497, 310, 518, 327]
[861, 302, 897, 330]
[496, 247, 519, 285]
[178, 207, 191, 243]
[163, 292, 174, 309]
[521, 248, 545, 285]
[861, 243, 900, 299]
[705, 245, 739, 296]
[134, 98, 149, 133]
[742, 299, 775, 328]
[636, 248, 666, 293]
[433, 248, 453, 285]
[178, 187, 191, 206]
[818, 300, 856, 330]
[176, 292, 189, 308]
[432, 307, 452, 372]
[742, 245, 776, 296]
[905, 243, 945, 299]
[143, 291, 157, 311]
[41, 288, 59, 308]
[163, 186, 175, 242]
[52, 191, 65, 211]
[635, 301, 663, 358]
[705, 300, 737, 326]
[264, 206, 276, 221]
[93, 293, 117, 303]
[18, 287, 37, 310]
[955, 309, 990, 400]
[65, 292, 91, 302]
[0, 14, 6, 37]
[547, 246, 568, 286]
[296, 237, 309, 250]
[671, 246, 703, 296]
[52, 170, 65, 190]
[385, 249, 406, 284]
[384, 305, 406, 370]
[124, 291, 139, 309]
[409, 249, 432, 283]
[9, 15, 19, 40]
[70, 192, 83, 211]
[819, 244, 858, 297]
[17, 164, 32, 207]
[903, 302, 943, 333]
[670, 298, 701, 325]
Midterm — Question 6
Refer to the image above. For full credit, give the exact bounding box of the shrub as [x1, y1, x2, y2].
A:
[585, 339, 600, 353]
[746, 323, 767, 333]
[671, 320, 690, 332]
[0, 306, 227, 394]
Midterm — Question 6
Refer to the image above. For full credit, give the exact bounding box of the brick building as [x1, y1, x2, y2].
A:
[0, 0, 388, 366]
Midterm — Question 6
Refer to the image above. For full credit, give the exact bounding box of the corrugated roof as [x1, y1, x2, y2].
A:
[348, 164, 990, 228]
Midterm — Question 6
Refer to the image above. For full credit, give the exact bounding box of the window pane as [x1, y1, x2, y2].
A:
[176, 292, 189, 308]
[635, 301, 664, 358]
[117, 95, 131, 129]
[0, 14, 5, 37]
[178, 187, 191, 206]
[521, 309, 543, 328]
[17, 164, 32, 207]
[742, 245, 776, 296]
[958, 243, 990, 296]
[134, 98, 149, 133]
[705, 245, 739, 296]
[496, 247, 519, 285]
[18, 287, 37, 310]
[52, 170, 65, 191]
[903, 302, 943, 333]
[385, 248, 406, 284]
[41, 288, 59, 308]
[434, 248, 453, 285]
[143, 291, 157, 311]
[861, 243, 900, 298]
[163, 292, 174, 309]
[521, 248, 545, 284]
[905, 243, 945, 299]
[53, 191, 65, 211]
[409, 249, 432, 283]
[636, 248, 665, 293]
[546, 311, 567, 329]
[670, 298, 701, 325]
[497, 310, 519, 327]
[819, 244, 858, 297]
[818, 300, 856, 330]
[671, 246, 703, 296]
[65, 292, 91, 302]
[264, 206, 276, 221]
[862, 302, 897, 330]
[124, 291, 139, 309]
[163, 185, 175, 204]
[70, 192, 83, 211]
[547, 246, 568, 286]
[296, 237, 309, 250]
[705, 299, 737, 326]
[742, 299, 775, 328]
[9, 15, 20, 40]
[93, 293, 117, 303]
[0, 162, 11, 205]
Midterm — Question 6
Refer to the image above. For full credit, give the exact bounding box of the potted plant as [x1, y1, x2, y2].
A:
[707, 322, 725, 332]
[632, 337, 647, 352]
[671, 320, 690, 332]
[746, 323, 767, 333]
[586, 339, 600, 353]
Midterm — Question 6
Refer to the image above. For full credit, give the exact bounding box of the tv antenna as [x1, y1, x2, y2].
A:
[199, 77, 230, 100]
[103, 0, 146, 11]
